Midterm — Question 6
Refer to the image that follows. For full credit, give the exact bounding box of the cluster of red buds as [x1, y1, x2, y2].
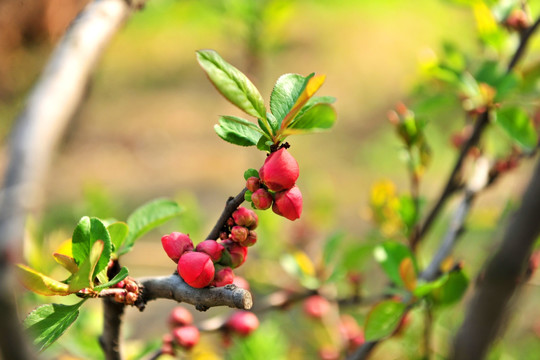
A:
[161, 207, 258, 288]
[246, 147, 303, 221]
[161, 306, 200, 355]
[112, 277, 139, 305]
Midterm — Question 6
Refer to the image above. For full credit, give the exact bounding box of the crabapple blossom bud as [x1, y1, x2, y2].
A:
[172, 325, 200, 350]
[114, 280, 125, 289]
[272, 185, 303, 221]
[211, 267, 234, 287]
[231, 226, 249, 243]
[339, 314, 365, 351]
[169, 306, 193, 328]
[222, 240, 248, 268]
[196, 240, 225, 262]
[227, 217, 235, 227]
[251, 188, 273, 210]
[240, 230, 257, 247]
[259, 148, 299, 191]
[125, 292, 137, 305]
[161, 334, 175, 356]
[232, 207, 258, 229]
[161, 232, 194, 263]
[303, 295, 330, 319]
[226, 311, 259, 336]
[177, 252, 215, 288]
[125, 279, 138, 294]
[246, 176, 261, 192]
[114, 291, 126, 303]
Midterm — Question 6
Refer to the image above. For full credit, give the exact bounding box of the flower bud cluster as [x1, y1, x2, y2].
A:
[112, 277, 139, 305]
[161, 209, 257, 288]
[161, 306, 200, 355]
[245, 148, 303, 221]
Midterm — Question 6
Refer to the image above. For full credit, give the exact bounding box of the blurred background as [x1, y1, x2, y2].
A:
[2, 0, 540, 359]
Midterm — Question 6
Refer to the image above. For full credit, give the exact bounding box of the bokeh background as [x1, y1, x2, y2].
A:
[2, 0, 540, 359]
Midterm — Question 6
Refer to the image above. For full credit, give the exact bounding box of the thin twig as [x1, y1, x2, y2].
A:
[206, 188, 248, 240]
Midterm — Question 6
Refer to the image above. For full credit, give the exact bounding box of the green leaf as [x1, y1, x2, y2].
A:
[24, 301, 85, 351]
[256, 135, 272, 152]
[71, 217, 112, 279]
[285, 103, 336, 134]
[432, 270, 469, 306]
[295, 96, 336, 119]
[16, 264, 70, 296]
[94, 267, 129, 291]
[214, 116, 262, 146]
[494, 107, 538, 151]
[244, 168, 259, 180]
[373, 241, 417, 287]
[68, 240, 104, 292]
[120, 199, 183, 255]
[323, 232, 344, 266]
[196, 49, 266, 119]
[413, 274, 449, 297]
[244, 190, 253, 202]
[270, 73, 313, 128]
[108, 221, 129, 253]
[364, 300, 407, 341]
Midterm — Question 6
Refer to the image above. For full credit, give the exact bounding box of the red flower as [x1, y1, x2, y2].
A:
[252, 188, 273, 210]
[177, 252, 215, 288]
[172, 325, 200, 350]
[226, 311, 259, 336]
[195, 240, 225, 262]
[272, 185, 303, 221]
[161, 232, 194, 263]
[259, 148, 299, 191]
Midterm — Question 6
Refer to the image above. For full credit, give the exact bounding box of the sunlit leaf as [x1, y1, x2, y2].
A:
[120, 199, 183, 255]
[24, 301, 85, 351]
[432, 270, 469, 306]
[71, 217, 112, 279]
[270, 73, 313, 129]
[108, 221, 128, 253]
[196, 49, 266, 119]
[280, 74, 326, 130]
[365, 300, 407, 341]
[285, 103, 336, 135]
[68, 240, 104, 292]
[52, 253, 78, 274]
[16, 264, 70, 296]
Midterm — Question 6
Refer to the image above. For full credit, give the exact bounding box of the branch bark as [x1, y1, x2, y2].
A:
[99, 299, 126, 360]
[451, 157, 540, 359]
[206, 188, 248, 241]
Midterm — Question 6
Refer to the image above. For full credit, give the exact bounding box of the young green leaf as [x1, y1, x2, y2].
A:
[71, 217, 112, 279]
[24, 301, 85, 352]
[373, 241, 417, 287]
[120, 199, 183, 255]
[214, 116, 263, 146]
[108, 222, 129, 253]
[16, 264, 70, 296]
[270, 73, 313, 128]
[68, 240, 104, 292]
[280, 74, 326, 130]
[432, 270, 469, 306]
[52, 253, 79, 274]
[256, 135, 272, 151]
[196, 49, 266, 119]
[94, 267, 129, 291]
[243, 168, 259, 180]
[364, 299, 407, 341]
[494, 107, 538, 151]
[285, 103, 336, 134]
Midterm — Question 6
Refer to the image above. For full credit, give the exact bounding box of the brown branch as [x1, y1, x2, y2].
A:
[451, 156, 540, 359]
[206, 188, 248, 241]
[99, 298, 125, 360]
[139, 275, 253, 312]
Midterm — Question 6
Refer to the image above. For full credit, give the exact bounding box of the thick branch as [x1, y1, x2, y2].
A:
[139, 275, 253, 312]
[206, 188, 248, 240]
[99, 298, 125, 360]
[451, 157, 540, 359]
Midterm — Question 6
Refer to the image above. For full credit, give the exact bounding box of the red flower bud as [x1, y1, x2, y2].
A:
[240, 230, 257, 247]
[246, 176, 261, 192]
[172, 325, 200, 350]
[251, 188, 273, 210]
[226, 311, 259, 336]
[161, 232, 194, 263]
[169, 306, 193, 328]
[196, 240, 225, 262]
[177, 252, 215, 288]
[211, 267, 234, 287]
[339, 314, 364, 351]
[161, 334, 176, 356]
[222, 240, 248, 268]
[272, 186, 303, 221]
[303, 295, 330, 319]
[230, 226, 249, 243]
[232, 207, 258, 229]
[259, 148, 299, 191]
